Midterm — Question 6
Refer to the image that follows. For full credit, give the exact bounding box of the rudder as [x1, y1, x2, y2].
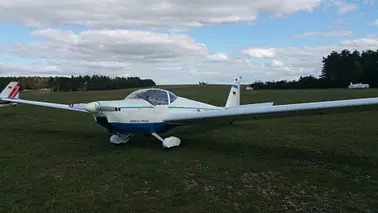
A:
[225, 78, 240, 108]
[0, 82, 20, 99]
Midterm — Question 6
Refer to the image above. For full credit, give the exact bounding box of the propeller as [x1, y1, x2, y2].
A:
[69, 102, 121, 112]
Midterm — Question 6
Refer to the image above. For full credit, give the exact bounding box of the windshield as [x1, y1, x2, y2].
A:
[126, 89, 177, 105]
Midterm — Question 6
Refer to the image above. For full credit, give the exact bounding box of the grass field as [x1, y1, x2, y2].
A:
[1, 85, 378, 213]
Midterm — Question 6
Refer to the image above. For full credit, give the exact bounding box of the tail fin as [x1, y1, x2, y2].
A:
[0, 82, 20, 99]
[225, 78, 240, 108]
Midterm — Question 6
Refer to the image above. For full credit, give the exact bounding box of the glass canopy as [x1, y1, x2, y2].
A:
[125, 88, 177, 105]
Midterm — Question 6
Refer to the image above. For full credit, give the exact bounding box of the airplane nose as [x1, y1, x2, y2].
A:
[84, 102, 100, 112]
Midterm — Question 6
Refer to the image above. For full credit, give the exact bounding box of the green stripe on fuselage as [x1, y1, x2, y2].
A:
[119, 106, 153, 108]
[168, 106, 221, 110]
[117, 106, 221, 110]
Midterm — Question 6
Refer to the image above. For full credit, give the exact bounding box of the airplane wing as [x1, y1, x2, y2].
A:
[163, 97, 378, 124]
[0, 82, 88, 113]
[223, 102, 274, 110]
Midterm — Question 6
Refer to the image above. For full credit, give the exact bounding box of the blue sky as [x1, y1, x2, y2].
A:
[0, 0, 377, 84]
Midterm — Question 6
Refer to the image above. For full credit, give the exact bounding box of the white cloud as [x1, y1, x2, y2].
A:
[206, 53, 229, 61]
[271, 59, 285, 67]
[363, 0, 375, 4]
[7, 29, 215, 65]
[370, 19, 378, 26]
[340, 37, 378, 46]
[241, 35, 378, 81]
[1, 29, 234, 84]
[243, 36, 378, 59]
[0, 0, 324, 29]
[332, 1, 359, 14]
[0, 62, 61, 76]
[292, 30, 353, 38]
[2, 29, 377, 84]
[242, 48, 277, 58]
[0, 0, 376, 84]
[334, 12, 364, 26]
[339, 3, 358, 14]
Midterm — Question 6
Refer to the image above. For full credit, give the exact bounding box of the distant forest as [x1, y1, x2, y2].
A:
[1, 49, 377, 91]
[250, 49, 378, 89]
[0, 75, 156, 92]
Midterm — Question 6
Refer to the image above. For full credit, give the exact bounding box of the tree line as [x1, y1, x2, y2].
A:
[250, 49, 378, 89]
[0, 75, 156, 92]
[1, 49, 376, 91]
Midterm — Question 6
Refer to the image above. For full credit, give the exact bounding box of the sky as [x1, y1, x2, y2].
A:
[0, 0, 377, 85]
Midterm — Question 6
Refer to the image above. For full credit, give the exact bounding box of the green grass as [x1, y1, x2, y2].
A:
[1, 85, 378, 213]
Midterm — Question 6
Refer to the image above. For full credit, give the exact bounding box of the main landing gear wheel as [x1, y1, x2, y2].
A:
[151, 133, 181, 148]
[109, 133, 133, 145]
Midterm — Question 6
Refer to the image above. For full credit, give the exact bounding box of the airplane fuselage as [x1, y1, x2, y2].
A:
[92, 97, 222, 134]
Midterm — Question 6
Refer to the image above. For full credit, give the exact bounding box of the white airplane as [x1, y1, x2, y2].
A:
[1, 79, 378, 148]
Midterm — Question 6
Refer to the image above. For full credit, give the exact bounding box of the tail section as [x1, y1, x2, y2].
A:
[1, 82, 20, 99]
[225, 78, 240, 108]
[0, 82, 20, 108]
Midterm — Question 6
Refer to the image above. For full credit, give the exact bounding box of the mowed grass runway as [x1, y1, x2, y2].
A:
[1, 85, 378, 213]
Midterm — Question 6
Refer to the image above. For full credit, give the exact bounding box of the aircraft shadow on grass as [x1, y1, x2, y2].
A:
[2, 126, 105, 140]
[2, 124, 378, 171]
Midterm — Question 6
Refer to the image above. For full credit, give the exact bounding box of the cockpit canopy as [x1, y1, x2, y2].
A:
[125, 88, 177, 105]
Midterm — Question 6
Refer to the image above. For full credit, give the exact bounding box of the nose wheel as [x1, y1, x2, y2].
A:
[109, 133, 133, 144]
[151, 133, 181, 148]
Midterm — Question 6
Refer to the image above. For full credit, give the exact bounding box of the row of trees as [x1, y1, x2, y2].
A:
[0, 75, 155, 92]
[0, 49, 376, 91]
[251, 49, 378, 89]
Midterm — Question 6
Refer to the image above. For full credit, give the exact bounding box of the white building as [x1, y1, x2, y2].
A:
[245, 86, 254, 91]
